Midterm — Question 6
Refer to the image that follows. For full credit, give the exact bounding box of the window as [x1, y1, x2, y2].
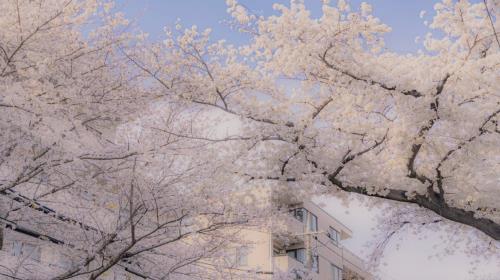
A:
[236, 247, 249, 266]
[287, 248, 306, 264]
[291, 269, 303, 280]
[59, 253, 75, 269]
[309, 213, 318, 232]
[312, 254, 319, 273]
[290, 208, 306, 222]
[12, 241, 41, 262]
[290, 208, 317, 232]
[113, 270, 133, 280]
[225, 247, 249, 267]
[331, 264, 342, 280]
[327, 226, 339, 245]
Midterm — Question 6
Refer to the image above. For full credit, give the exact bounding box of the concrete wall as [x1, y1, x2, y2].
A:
[0, 228, 140, 280]
[239, 200, 371, 280]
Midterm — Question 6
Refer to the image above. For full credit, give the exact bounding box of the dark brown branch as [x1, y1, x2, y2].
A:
[312, 97, 333, 119]
[483, 0, 500, 49]
[190, 44, 229, 110]
[319, 45, 423, 98]
[34, 181, 76, 199]
[435, 108, 500, 198]
[406, 74, 451, 186]
[52, 232, 118, 280]
[125, 48, 294, 129]
[122, 49, 172, 90]
[328, 177, 500, 240]
[407, 144, 433, 185]
[79, 152, 138, 161]
[330, 132, 387, 178]
[323, 103, 500, 239]
[1, 2, 69, 76]
[281, 150, 300, 175]
[0, 163, 45, 192]
[458, 95, 481, 106]
[1, 189, 101, 233]
[0, 103, 35, 114]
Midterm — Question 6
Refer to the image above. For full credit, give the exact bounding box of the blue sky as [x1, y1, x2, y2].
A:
[117, 0, 440, 53]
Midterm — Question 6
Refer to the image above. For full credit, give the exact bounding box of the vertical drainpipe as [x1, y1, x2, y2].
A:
[269, 230, 273, 280]
[305, 209, 312, 271]
[269, 192, 274, 280]
[0, 227, 3, 250]
[0, 207, 3, 250]
[341, 244, 345, 279]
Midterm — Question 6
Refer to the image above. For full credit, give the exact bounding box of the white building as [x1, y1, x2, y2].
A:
[0, 189, 371, 280]
[236, 199, 371, 280]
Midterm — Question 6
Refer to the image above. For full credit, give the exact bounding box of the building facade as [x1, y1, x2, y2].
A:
[0, 191, 371, 280]
[238, 200, 371, 280]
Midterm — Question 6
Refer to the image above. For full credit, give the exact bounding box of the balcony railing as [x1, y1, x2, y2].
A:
[341, 246, 368, 277]
[272, 210, 369, 279]
[273, 214, 306, 249]
[273, 254, 304, 271]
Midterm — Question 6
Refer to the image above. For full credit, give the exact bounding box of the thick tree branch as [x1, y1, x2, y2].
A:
[320, 45, 423, 98]
[435, 108, 500, 199]
[406, 74, 451, 187]
[328, 176, 500, 240]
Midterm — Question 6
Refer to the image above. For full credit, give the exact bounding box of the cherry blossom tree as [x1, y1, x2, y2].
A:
[130, 0, 500, 242]
[0, 1, 271, 279]
[1, 0, 499, 278]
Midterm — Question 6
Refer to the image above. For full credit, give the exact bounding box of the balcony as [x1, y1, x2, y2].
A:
[273, 254, 304, 273]
[273, 254, 322, 280]
[341, 247, 369, 280]
[272, 214, 305, 250]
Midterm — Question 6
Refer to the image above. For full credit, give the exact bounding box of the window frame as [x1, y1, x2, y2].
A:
[312, 253, 319, 273]
[287, 248, 306, 264]
[290, 208, 306, 223]
[236, 246, 249, 266]
[331, 264, 342, 280]
[327, 226, 339, 246]
[12, 240, 41, 262]
[309, 212, 318, 232]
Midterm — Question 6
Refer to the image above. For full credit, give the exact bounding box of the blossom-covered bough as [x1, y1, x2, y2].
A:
[0, 1, 271, 279]
[1, 0, 499, 278]
[131, 0, 500, 243]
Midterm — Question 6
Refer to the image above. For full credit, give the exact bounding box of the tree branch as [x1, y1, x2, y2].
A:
[483, 0, 500, 49]
[319, 45, 423, 98]
[328, 177, 500, 240]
